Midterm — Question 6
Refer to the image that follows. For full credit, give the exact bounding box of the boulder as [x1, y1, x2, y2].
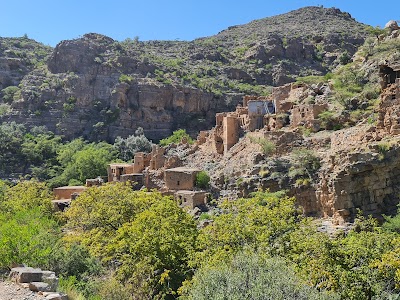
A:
[29, 281, 51, 292]
[9, 267, 43, 283]
[42, 270, 59, 291]
[44, 293, 68, 300]
[385, 20, 399, 31]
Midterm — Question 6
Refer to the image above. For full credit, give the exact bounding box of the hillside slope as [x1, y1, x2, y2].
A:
[0, 6, 370, 142]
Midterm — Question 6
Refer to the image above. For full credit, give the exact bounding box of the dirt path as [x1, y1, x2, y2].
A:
[0, 280, 42, 300]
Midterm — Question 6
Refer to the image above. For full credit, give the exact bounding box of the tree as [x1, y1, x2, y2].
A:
[111, 198, 198, 298]
[195, 171, 210, 189]
[0, 181, 59, 269]
[287, 216, 397, 299]
[65, 183, 162, 256]
[0, 180, 53, 215]
[0, 122, 26, 176]
[114, 127, 152, 161]
[159, 129, 193, 146]
[51, 140, 118, 186]
[65, 183, 198, 299]
[182, 251, 337, 300]
[193, 191, 302, 267]
[0, 208, 59, 269]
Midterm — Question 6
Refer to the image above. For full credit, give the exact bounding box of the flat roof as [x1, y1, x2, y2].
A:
[53, 186, 86, 190]
[109, 163, 134, 167]
[165, 167, 201, 172]
[175, 190, 207, 195]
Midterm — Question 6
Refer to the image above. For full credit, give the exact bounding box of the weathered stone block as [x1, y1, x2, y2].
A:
[42, 271, 59, 292]
[45, 293, 68, 300]
[9, 267, 43, 283]
[29, 281, 51, 292]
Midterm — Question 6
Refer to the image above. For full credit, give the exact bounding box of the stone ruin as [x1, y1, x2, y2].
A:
[164, 167, 208, 209]
[52, 185, 87, 211]
[212, 82, 330, 155]
[105, 146, 208, 210]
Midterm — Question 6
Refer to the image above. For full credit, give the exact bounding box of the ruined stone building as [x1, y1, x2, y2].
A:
[164, 167, 200, 190]
[174, 190, 208, 209]
[379, 62, 400, 90]
[213, 82, 330, 154]
[164, 167, 208, 209]
[52, 186, 87, 211]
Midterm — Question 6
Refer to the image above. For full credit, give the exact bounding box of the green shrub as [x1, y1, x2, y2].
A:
[249, 136, 276, 155]
[195, 171, 210, 189]
[159, 129, 193, 146]
[289, 148, 321, 180]
[1, 86, 20, 103]
[182, 251, 337, 300]
[119, 74, 133, 83]
[114, 127, 152, 161]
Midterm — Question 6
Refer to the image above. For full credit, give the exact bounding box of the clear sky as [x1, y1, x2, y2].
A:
[1, 0, 399, 46]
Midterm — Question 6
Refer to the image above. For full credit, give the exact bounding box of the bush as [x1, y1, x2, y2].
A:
[289, 148, 321, 180]
[195, 171, 210, 189]
[249, 136, 276, 155]
[182, 251, 337, 300]
[119, 74, 133, 83]
[114, 127, 152, 161]
[159, 129, 193, 146]
[1, 86, 20, 103]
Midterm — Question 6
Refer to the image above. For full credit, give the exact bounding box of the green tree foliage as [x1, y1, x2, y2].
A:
[287, 216, 398, 299]
[182, 251, 337, 300]
[114, 127, 152, 161]
[159, 129, 193, 146]
[0, 181, 60, 269]
[0, 122, 26, 176]
[65, 183, 198, 299]
[194, 191, 302, 267]
[195, 171, 210, 189]
[0, 180, 53, 215]
[50, 139, 117, 187]
[0, 208, 59, 269]
[21, 127, 62, 180]
[65, 183, 160, 252]
[111, 198, 198, 298]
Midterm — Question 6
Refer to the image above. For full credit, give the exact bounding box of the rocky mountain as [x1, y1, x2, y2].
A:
[178, 23, 400, 222]
[0, 6, 370, 142]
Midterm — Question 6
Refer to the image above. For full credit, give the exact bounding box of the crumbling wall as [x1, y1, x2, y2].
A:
[107, 163, 135, 182]
[223, 115, 240, 154]
[316, 147, 400, 223]
[291, 104, 327, 130]
[53, 186, 86, 200]
[377, 81, 400, 134]
[164, 167, 200, 190]
[174, 190, 207, 209]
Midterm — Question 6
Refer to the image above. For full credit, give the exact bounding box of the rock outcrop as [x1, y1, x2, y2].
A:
[0, 7, 369, 142]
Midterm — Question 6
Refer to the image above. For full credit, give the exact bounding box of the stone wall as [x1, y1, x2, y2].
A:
[53, 186, 86, 200]
[164, 167, 200, 190]
[175, 190, 208, 209]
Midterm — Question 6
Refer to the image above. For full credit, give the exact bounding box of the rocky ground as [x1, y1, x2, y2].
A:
[0, 280, 41, 300]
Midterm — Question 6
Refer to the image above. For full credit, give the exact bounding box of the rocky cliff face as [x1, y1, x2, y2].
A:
[0, 7, 369, 142]
[3, 34, 231, 141]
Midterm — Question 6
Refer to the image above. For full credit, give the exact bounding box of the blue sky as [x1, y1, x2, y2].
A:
[2, 1, 399, 46]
